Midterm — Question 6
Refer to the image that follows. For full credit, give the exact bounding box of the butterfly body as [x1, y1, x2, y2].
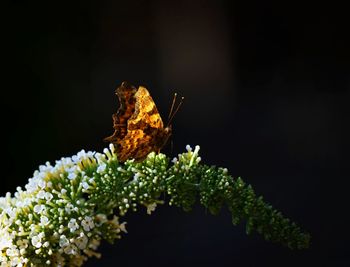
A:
[105, 82, 172, 162]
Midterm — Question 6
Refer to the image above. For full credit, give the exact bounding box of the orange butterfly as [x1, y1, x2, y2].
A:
[104, 81, 183, 162]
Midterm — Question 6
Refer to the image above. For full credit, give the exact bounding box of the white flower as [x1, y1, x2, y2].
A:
[37, 190, 46, 199]
[72, 149, 93, 163]
[37, 179, 46, 189]
[94, 153, 106, 164]
[0, 229, 13, 250]
[0, 145, 183, 266]
[65, 203, 74, 214]
[68, 218, 79, 232]
[59, 235, 69, 248]
[81, 216, 94, 232]
[119, 222, 127, 233]
[146, 203, 157, 215]
[33, 204, 45, 214]
[63, 244, 78, 255]
[87, 238, 100, 250]
[31, 235, 42, 248]
[96, 164, 106, 174]
[96, 214, 107, 224]
[81, 181, 90, 190]
[16, 239, 28, 249]
[109, 143, 115, 154]
[193, 145, 200, 156]
[60, 189, 67, 195]
[10, 256, 22, 266]
[39, 216, 49, 227]
[5, 207, 17, 219]
[68, 173, 77, 180]
[110, 215, 119, 224]
[44, 192, 53, 201]
[132, 173, 139, 182]
[6, 247, 19, 257]
[74, 233, 88, 249]
[0, 196, 11, 210]
[0, 255, 7, 263]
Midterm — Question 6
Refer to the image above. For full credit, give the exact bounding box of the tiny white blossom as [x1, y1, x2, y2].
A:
[44, 192, 53, 201]
[63, 244, 78, 255]
[81, 216, 94, 232]
[0, 230, 13, 250]
[74, 233, 88, 249]
[133, 172, 141, 181]
[37, 179, 46, 189]
[11, 256, 22, 266]
[31, 235, 42, 248]
[193, 145, 200, 155]
[186, 144, 192, 152]
[146, 203, 157, 215]
[33, 204, 45, 214]
[109, 143, 115, 154]
[82, 181, 90, 190]
[119, 222, 127, 233]
[59, 235, 69, 248]
[65, 203, 74, 214]
[16, 239, 28, 249]
[68, 173, 77, 180]
[68, 218, 79, 232]
[96, 214, 107, 224]
[37, 190, 46, 199]
[40, 216, 49, 227]
[6, 247, 19, 257]
[5, 207, 16, 218]
[97, 164, 107, 174]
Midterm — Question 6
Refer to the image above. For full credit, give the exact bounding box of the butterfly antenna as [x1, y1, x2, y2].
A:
[168, 93, 177, 121]
[167, 96, 184, 126]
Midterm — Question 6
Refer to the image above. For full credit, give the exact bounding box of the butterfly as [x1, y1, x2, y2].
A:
[104, 81, 183, 162]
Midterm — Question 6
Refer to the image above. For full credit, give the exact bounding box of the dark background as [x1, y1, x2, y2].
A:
[2, 0, 349, 266]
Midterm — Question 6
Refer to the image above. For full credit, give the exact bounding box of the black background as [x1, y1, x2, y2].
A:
[2, 0, 349, 266]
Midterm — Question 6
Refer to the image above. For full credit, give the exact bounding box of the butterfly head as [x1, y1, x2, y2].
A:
[164, 124, 172, 138]
[158, 125, 172, 151]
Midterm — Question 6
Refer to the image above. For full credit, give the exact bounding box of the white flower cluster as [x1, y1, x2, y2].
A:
[0, 144, 203, 266]
[171, 145, 201, 169]
[0, 144, 127, 266]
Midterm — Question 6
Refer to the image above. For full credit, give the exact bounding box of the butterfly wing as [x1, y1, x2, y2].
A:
[127, 86, 164, 130]
[116, 129, 153, 161]
[104, 82, 137, 143]
[117, 86, 169, 161]
[105, 83, 171, 162]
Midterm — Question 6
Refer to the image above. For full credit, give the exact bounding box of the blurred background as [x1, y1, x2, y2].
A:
[1, 0, 349, 266]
